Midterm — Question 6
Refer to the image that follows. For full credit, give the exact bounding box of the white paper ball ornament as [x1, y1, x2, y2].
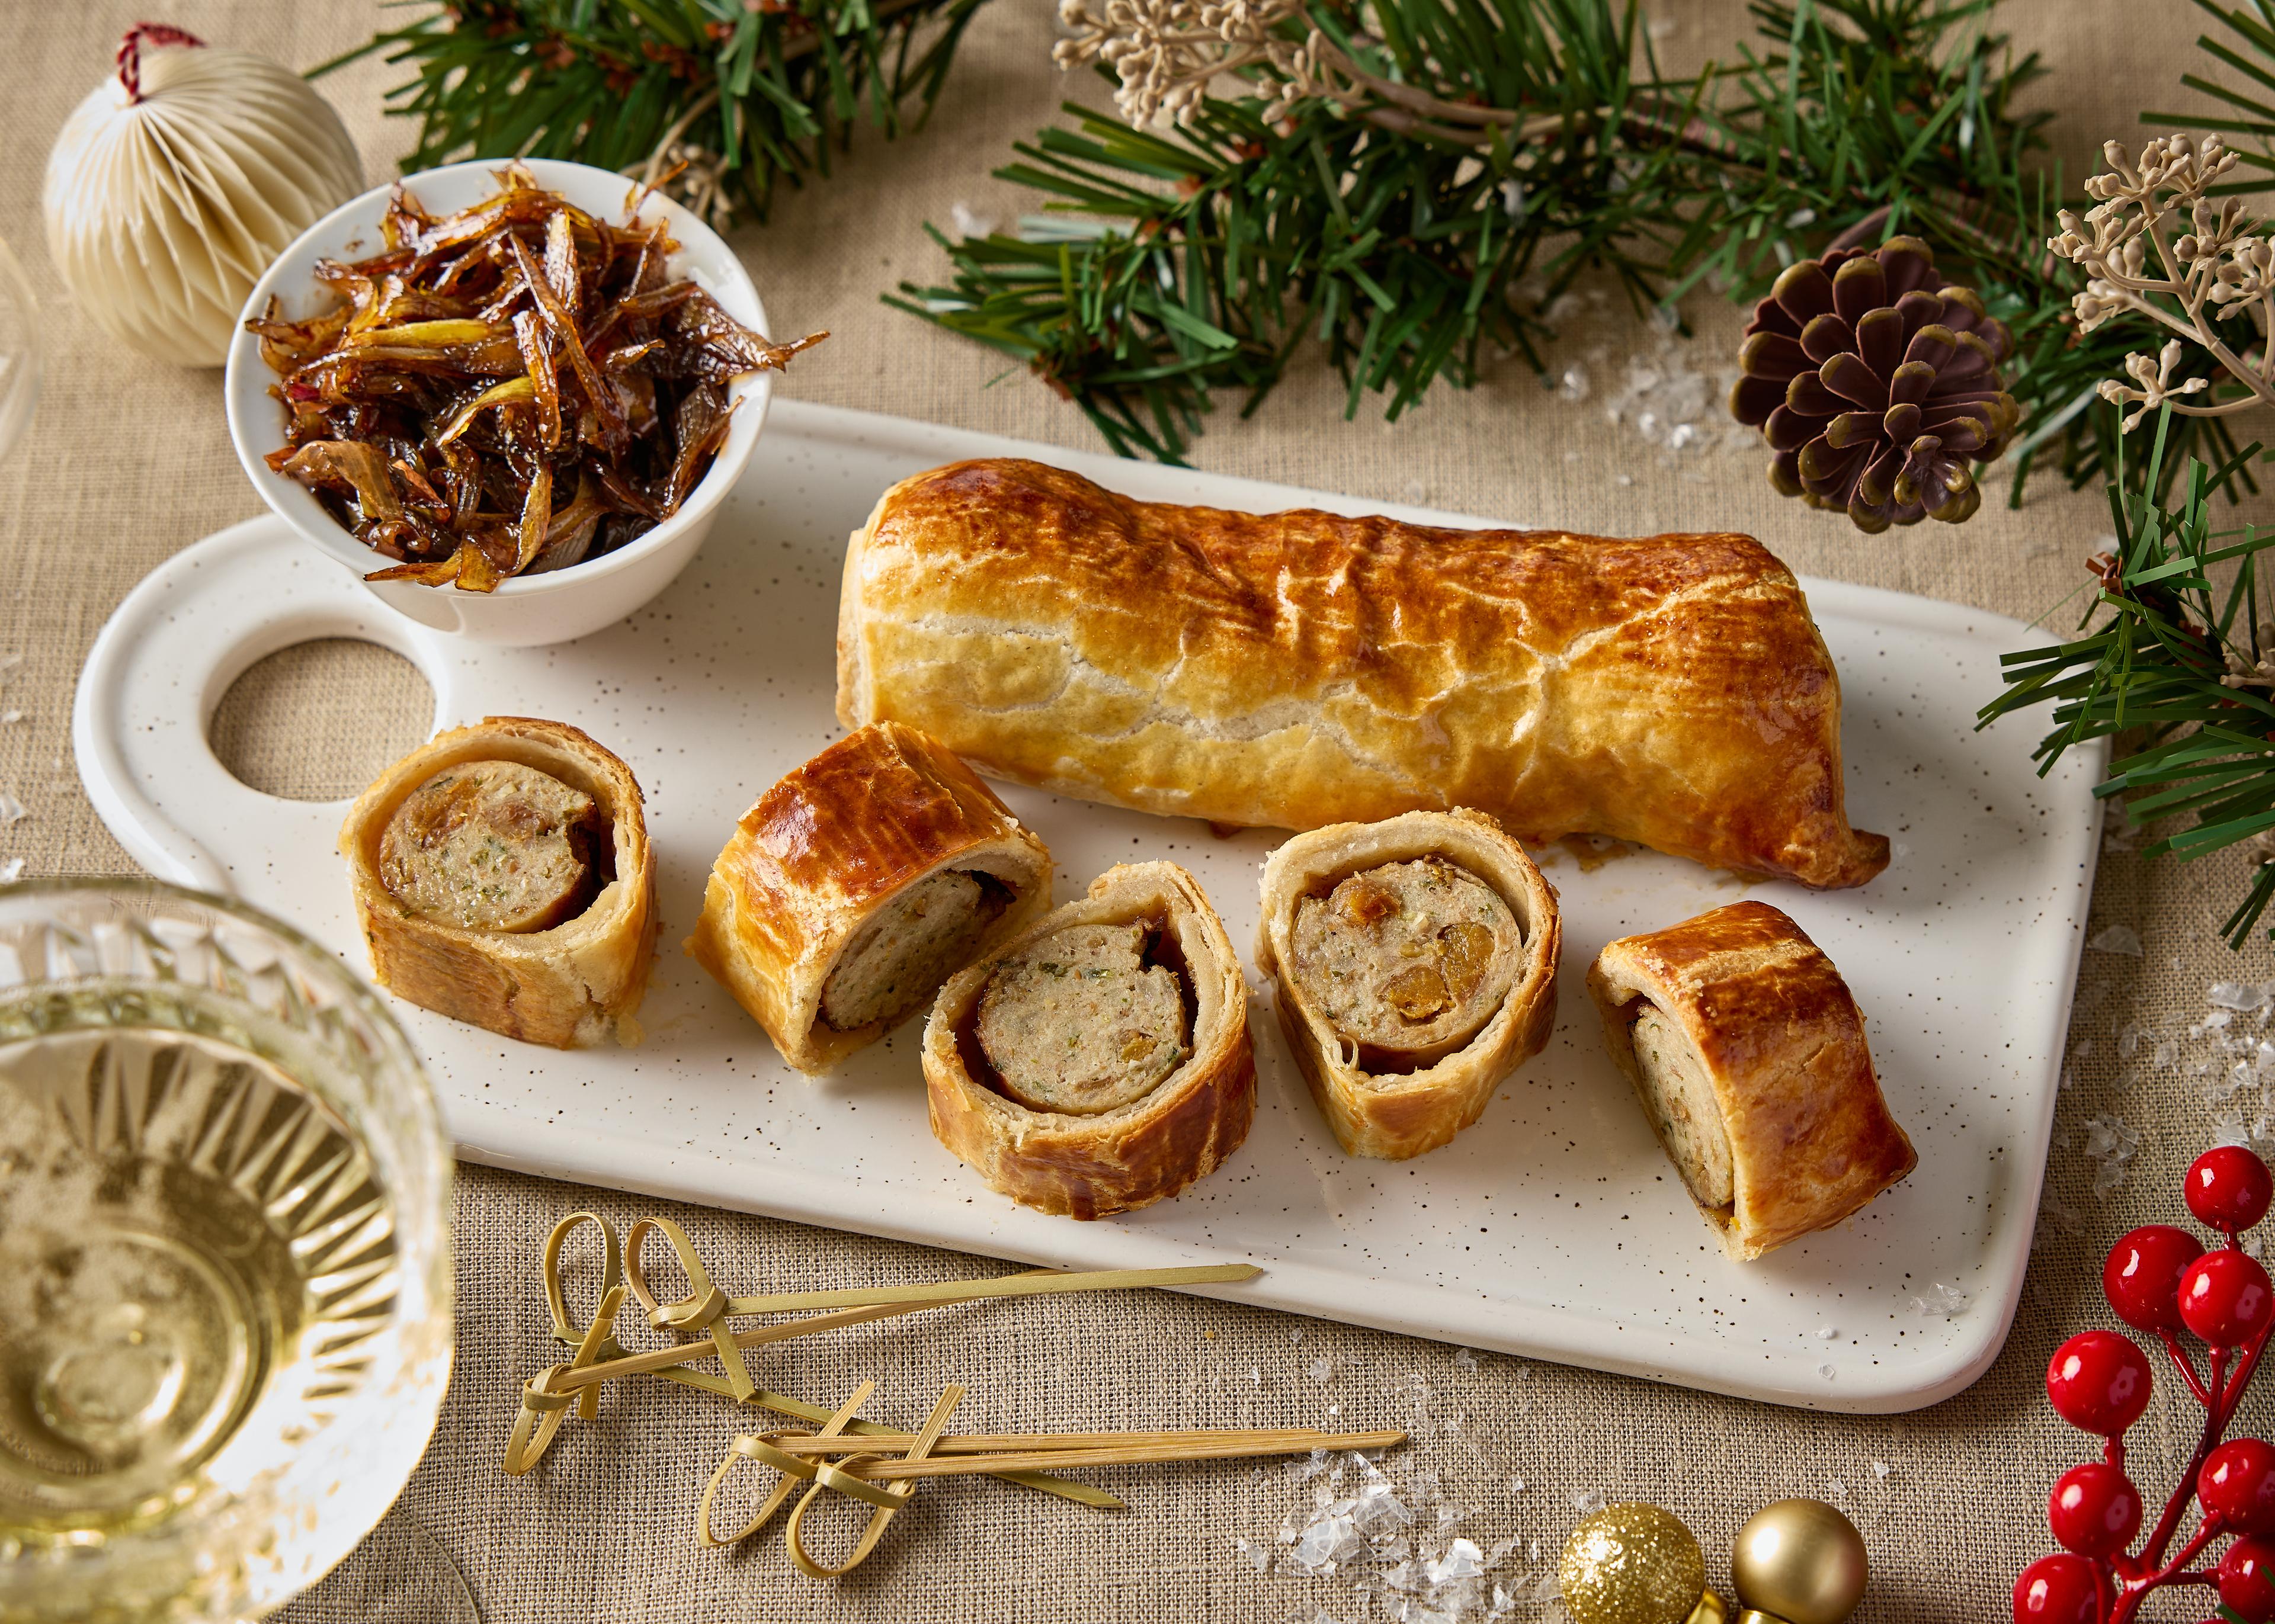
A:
[41, 25, 361, 367]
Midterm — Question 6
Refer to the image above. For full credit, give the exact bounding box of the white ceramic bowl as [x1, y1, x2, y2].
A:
[224, 158, 772, 647]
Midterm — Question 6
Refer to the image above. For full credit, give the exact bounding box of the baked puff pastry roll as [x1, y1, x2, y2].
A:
[339, 716, 656, 1048]
[686, 721, 1052, 1074]
[1585, 900, 1917, 1260]
[1256, 810, 1560, 1160]
[837, 458, 1887, 890]
[922, 861, 1255, 1219]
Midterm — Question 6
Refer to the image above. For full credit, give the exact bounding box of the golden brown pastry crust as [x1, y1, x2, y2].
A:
[339, 716, 656, 1048]
[922, 861, 1255, 1219]
[1585, 900, 1917, 1260]
[1257, 810, 1561, 1160]
[837, 458, 1886, 890]
[685, 721, 1052, 1074]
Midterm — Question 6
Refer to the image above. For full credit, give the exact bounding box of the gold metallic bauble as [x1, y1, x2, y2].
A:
[1560, 1503, 1710, 1624]
[1730, 1498, 1869, 1624]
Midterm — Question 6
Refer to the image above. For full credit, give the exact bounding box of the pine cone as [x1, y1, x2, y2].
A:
[1728, 236, 2019, 534]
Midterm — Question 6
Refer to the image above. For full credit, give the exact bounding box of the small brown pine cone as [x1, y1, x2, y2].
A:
[1728, 236, 2020, 534]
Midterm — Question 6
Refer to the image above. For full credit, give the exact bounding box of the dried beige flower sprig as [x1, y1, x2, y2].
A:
[1054, 0, 1323, 126]
[1052, 0, 1570, 146]
[2048, 135, 2275, 432]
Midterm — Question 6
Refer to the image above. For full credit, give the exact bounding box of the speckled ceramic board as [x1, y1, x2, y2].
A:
[75, 397, 2103, 1413]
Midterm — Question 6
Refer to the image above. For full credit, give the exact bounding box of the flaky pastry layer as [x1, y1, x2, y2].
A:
[837, 458, 1887, 889]
[339, 715, 656, 1048]
[1585, 900, 1917, 1260]
[922, 861, 1255, 1219]
[685, 721, 1052, 1074]
[1257, 809, 1561, 1160]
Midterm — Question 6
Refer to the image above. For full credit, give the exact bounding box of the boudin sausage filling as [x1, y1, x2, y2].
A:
[1287, 858, 1522, 1070]
[974, 920, 1190, 1115]
[820, 868, 1005, 1033]
[379, 759, 601, 932]
[1629, 1004, 1736, 1211]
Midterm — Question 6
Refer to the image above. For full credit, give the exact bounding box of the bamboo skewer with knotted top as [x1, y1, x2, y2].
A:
[503, 1211, 1265, 1508]
[702, 1381, 1408, 1579]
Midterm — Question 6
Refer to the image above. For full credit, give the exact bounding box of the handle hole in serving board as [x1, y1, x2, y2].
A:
[208, 639, 434, 803]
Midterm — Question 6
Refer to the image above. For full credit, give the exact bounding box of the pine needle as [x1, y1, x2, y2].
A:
[892, 0, 2239, 496]
[1980, 404, 2275, 948]
[318, 0, 988, 226]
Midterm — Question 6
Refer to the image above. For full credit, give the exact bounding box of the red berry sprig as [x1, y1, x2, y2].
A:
[2017, 1145, 2275, 1624]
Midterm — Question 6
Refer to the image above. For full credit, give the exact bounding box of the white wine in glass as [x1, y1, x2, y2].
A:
[0, 881, 453, 1621]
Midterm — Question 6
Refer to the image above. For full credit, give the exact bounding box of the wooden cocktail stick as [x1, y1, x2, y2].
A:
[837, 1429, 1409, 1482]
[552, 1272, 1062, 1392]
[520, 1212, 1266, 1511]
[786, 1385, 966, 1578]
[733, 1387, 1124, 1508]
[704, 1402, 1404, 1578]
[760, 1426, 1373, 1457]
[706, 1262, 1260, 1318]
[553, 1262, 1260, 1394]
[699, 1382, 876, 1547]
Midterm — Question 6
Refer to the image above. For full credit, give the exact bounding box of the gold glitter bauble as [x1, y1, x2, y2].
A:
[1731, 1499, 1869, 1624]
[1560, 1503, 1708, 1624]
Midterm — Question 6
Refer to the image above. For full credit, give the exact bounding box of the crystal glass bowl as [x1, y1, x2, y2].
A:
[0, 880, 453, 1621]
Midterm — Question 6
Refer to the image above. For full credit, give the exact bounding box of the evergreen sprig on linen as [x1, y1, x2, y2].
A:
[1982, 405, 2275, 947]
[2146, 0, 2275, 179]
[890, 0, 1703, 461]
[320, 0, 989, 227]
[893, 0, 2241, 496]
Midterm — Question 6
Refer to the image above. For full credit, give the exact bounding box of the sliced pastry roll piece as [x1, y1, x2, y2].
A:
[687, 721, 1052, 1074]
[339, 715, 656, 1048]
[1586, 900, 1917, 1261]
[923, 861, 1255, 1219]
[1255, 809, 1561, 1160]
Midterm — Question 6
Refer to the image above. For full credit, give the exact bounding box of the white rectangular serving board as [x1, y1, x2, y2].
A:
[74, 397, 2103, 1412]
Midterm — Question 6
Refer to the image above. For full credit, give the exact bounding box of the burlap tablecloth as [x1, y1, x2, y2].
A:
[0, 2, 2254, 1617]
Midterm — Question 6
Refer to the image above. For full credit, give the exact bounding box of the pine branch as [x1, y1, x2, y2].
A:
[317, 0, 989, 227]
[894, 1, 1713, 464]
[894, 0, 2233, 496]
[1980, 403, 2275, 949]
[2143, 0, 2275, 176]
